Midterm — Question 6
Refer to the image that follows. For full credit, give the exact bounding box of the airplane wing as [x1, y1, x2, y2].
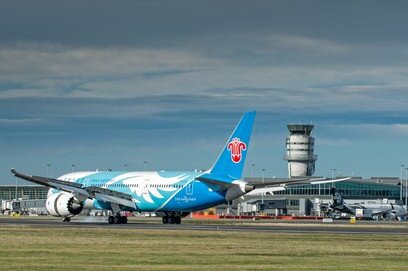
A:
[246, 177, 351, 196]
[11, 168, 136, 209]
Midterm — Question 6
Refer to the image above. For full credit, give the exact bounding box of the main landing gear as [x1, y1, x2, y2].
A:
[62, 217, 71, 222]
[157, 211, 189, 224]
[162, 216, 181, 224]
[162, 215, 181, 224]
[108, 215, 128, 224]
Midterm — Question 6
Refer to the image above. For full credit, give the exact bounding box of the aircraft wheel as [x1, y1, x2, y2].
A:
[175, 217, 181, 224]
[121, 216, 128, 224]
[113, 216, 121, 224]
[108, 216, 115, 224]
[62, 217, 71, 222]
[162, 216, 169, 224]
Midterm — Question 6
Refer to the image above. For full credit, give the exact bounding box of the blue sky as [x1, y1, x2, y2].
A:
[1, 1, 408, 184]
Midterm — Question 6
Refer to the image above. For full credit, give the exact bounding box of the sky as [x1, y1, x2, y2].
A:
[1, 0, 408, 184]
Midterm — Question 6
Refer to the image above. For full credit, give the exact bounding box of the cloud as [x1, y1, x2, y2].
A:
[1, 31, 408, 117]
[319, 123, 408, 143]
[2, 1, 408, 48]
[0, 45, 211, 79]
[0, 118, 44, 124]
[1, 41, 408, 124]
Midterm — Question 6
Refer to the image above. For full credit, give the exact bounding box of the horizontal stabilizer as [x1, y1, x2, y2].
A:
[310, 177, 351, 184]
[246, 186, 286, 195]
[252, 177, 351, 188]
[196, 173, 236, 190]
[249, 177, 351, 195]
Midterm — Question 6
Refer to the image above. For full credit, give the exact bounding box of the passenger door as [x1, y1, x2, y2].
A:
[186, 181, 194, 195]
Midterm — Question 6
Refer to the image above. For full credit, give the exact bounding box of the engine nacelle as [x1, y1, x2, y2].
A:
[46, 192, 84, 218]
[384, 212, 397, 221]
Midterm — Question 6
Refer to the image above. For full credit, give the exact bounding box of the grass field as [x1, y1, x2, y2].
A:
[0, 225, 407, 271]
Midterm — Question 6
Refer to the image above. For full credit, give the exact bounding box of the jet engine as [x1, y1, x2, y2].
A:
[46, 192, 84, 218]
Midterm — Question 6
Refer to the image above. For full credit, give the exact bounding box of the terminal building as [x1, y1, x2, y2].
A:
[244, 176, 403, 215]
[1, 185, 48, 214]
[0, 185, 48, 201]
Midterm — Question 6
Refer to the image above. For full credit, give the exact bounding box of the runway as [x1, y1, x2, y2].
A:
[1, 217, 408, 235]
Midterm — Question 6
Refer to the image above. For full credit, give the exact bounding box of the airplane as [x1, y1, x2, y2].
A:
[330, 188, 408, 220]
[11, 111, 350, 224]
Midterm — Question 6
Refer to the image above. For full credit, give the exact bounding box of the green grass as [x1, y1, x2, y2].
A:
[0, 225, 407, 270]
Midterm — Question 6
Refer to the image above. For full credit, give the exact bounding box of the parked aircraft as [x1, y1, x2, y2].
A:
[12, 111, 349, 224]
[330, 188, 407, 220]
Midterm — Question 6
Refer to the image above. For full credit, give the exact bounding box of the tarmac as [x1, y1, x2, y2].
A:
[1, 216, 408, 235]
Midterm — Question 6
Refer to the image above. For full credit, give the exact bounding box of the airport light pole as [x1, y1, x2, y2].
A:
[405, 175, 408, 210]
[71, 164, 75, 173]
[142, 161, 148, 171]
[46, 163, 51, 178]
[15, 176, 18, 200]
[124, 164, 128, 172]
[405, 167, 408, 209]
[331, 168, 337, 189]
[400, 164, 405, 201]
[405, 174, 408, 210]
[262, 168, 266, 204]
[331, 168, 337, 179]
[251, 163, 255, 179]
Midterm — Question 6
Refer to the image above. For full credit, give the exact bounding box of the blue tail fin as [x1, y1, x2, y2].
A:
[209, 111, 256, 180]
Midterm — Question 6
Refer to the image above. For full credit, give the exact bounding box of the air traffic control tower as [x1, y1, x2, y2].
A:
[284, 124, 317, 177]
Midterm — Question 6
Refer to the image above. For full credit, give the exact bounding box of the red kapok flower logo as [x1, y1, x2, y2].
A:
[227, 137, 246, 163]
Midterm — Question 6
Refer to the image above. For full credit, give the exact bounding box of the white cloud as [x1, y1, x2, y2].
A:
[0, 38, 408, 116]
[0, 45, 213, 79]
[323, 124, 408, 141]
[262, 35, 351, 53]
[0, 118, 44, 124]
